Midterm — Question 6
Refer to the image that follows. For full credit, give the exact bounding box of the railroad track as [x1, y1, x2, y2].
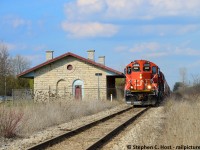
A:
[27, 106, 149, 150]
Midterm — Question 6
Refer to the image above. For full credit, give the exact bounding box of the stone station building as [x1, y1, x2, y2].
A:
[17, 50, 124, 101]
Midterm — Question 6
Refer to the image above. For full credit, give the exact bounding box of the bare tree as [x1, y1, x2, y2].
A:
[0, 42, 12, 96]
[179, 67, 187, 85]
[0, 42, 32, 96]
[11, 55, 31, 75]
[191, 74, 200, 86]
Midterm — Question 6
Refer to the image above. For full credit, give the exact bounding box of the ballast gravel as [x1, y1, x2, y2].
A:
[102, 106, 165, 150]
[0, 105, 165, 150]
[0, 104, 129, 150]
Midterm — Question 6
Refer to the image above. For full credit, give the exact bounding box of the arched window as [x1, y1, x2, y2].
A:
[56, 79, 66, 97]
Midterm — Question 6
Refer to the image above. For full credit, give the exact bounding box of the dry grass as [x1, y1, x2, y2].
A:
[124, 85, 200, 146]
[161, 98, 200, 145]
[0, 106, 23, 138]
[157, 88, 200, 145]
[0, 99, 120, 138]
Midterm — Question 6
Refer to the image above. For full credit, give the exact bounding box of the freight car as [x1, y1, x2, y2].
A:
[124, 60, 170, 106]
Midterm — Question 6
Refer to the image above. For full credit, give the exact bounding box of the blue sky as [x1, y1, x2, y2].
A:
[1, 0, 200, 89]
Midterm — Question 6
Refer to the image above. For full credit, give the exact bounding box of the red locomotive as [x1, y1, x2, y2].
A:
[124, 60, 170, 105]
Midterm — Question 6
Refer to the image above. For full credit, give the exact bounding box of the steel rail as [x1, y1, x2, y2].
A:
[86, 107, 150, 150]
[27, 106, 133, 150]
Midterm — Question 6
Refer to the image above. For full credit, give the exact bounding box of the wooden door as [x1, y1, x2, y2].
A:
[75, 85, 82, 100]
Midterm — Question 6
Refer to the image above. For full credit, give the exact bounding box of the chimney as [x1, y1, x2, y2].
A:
[98, 56, 105, 65]
[87, 50, 95, 61]
[46, 50, 54, 61]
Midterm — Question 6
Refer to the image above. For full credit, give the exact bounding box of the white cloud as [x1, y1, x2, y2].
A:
[145, 52, 168, 58]
[62, 0, 200, 38]
[64, 0, 105, 21]
[129, 42, 167, 59]
[147, 0, 200, 18]
[64, 0, 200, 21]
[33, 45, 47, 51]
[61, 22, 118, 38]
[174, 47, 200, 56]
[8, 43, 28, 51]
[77, 0, 104, 13]
[108, 0, 200, 19]
[128, 42, 200, 58]
[187, 60, 200, 68]
[25, 54, 44, 66]
[3, 16, 31, 28]
[114, 46, 128, 52]
[130, 42, 160, 53]
[12, 18, 26, 28]
[127, 24, 200, 37]
[105, 0, 142, 19]
[175, 25, 199, 35]
[2, 42, 47, 53]
[5, 42, 16, 51]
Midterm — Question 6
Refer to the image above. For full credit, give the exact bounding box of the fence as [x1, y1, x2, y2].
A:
[12, 87, 124, 102]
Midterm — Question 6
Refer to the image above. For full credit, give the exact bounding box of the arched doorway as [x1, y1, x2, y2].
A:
[72, 80, 84, 100]
[75, 85, 82, 100]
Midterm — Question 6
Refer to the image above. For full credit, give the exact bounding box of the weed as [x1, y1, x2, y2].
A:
[0, 106, 24, 138]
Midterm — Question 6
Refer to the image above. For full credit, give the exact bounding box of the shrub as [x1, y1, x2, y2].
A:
[0, 99, 120, 138]
[0, 106, 24, 138]
[19, 100, 119, 136]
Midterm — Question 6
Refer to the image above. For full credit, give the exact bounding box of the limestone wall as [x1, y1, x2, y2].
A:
[34, 56, 108, 101]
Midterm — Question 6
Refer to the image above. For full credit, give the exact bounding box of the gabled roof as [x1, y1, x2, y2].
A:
[17, 52, 123, 78]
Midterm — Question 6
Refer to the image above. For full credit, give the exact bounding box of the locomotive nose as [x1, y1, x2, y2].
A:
[132, 73, 152, 90]
[140, 74, 142, 79]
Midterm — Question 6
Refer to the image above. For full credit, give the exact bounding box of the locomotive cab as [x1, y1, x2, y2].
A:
[124, 60, 166, 106]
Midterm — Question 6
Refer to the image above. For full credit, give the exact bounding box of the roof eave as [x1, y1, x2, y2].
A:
[17, 52, 123, 78]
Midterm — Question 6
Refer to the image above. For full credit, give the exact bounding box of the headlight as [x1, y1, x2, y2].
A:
[147, 85, 151, 89]
[140, 74, 142, 79]
[130, 86, 133, 89]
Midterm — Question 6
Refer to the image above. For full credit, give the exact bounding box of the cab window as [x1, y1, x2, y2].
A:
[127, 67, 131, 74]
[132, 63, 140, 72]
[143, 63, 150, 71]
[143, 66, 150, 71]
[152, 66, 157, 74]
[132, 66, 140, 72]
[124, 68, 126, 74]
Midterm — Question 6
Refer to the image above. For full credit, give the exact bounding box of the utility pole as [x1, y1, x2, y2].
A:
[5, 74, 6, 98]
[95, 73, 102, 100]
[4, 64, 7, 100]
